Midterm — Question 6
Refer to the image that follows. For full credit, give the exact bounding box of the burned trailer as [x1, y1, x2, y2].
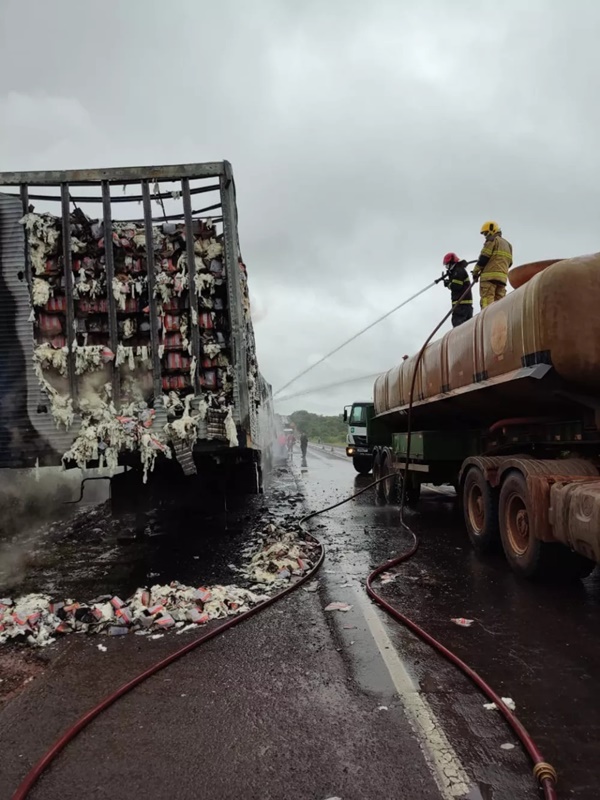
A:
[0, 162, 272, 510]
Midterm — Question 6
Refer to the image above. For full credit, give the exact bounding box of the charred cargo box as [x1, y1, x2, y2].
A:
[0, 162, 270, 484]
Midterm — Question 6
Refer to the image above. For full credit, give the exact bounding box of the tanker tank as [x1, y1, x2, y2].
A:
[374, 253, 600, 432]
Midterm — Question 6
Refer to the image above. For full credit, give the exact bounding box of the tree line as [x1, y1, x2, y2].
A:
[289, 410, 347, 445]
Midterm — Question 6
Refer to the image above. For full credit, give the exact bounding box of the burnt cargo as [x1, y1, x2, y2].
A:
[0, 162, 271, 480]
[374, 254, 600, 430]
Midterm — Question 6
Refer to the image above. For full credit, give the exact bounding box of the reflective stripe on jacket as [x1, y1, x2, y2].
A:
[476, 234, 513, 284]
[443, 261, 473, 305]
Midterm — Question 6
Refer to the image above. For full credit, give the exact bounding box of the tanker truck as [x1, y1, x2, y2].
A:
[347, 255, 600, 579]
[0, 161, 274, 517]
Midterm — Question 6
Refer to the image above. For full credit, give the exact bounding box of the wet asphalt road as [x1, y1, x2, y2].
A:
[304, 444, 600, 799]
[1, 448, 599, 799]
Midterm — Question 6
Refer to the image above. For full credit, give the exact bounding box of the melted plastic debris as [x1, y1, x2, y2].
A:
[484, 697, 516, 712]
[0, 527, 318, 648]
[324, 602, 353, 612]
[239, 523, 319, 591]
[22, 211, 263, 479]
[303, 581, 319, 593]
[451, 618, 474, 627]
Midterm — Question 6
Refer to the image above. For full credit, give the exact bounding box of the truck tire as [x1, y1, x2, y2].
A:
[462, 467, 499, 553]
[352, 455, 372, 476]
[499, 470, 596, 580]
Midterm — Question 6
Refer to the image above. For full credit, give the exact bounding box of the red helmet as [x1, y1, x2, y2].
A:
[443, 252, 459, 266]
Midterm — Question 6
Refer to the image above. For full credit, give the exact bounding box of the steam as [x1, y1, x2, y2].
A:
[0, 467, 109, 590]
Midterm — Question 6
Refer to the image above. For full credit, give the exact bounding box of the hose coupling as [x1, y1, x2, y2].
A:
[533, 761, 558, 786]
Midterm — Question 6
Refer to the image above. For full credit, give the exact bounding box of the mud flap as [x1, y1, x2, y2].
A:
[172, 441, 198, 476]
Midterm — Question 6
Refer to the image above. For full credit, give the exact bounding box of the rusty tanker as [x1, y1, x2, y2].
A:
[346, 254, 600, 579]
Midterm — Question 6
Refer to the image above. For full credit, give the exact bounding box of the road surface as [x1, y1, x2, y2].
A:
[1, 449, 598, 799]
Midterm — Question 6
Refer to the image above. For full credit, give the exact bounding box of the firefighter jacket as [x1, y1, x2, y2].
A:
[475, 234, 513, 284]
[443, 260, 472, 306]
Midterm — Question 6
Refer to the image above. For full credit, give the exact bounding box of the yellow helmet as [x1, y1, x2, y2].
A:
[480, 220, 500, 235]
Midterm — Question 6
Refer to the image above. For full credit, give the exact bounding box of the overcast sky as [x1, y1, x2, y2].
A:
[1, 0, 598, 416]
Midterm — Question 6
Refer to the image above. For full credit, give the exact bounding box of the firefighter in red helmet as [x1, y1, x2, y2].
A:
[442, 252, 473, 327]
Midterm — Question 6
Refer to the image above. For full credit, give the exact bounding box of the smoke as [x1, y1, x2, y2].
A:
[0, 466, 110, 590]
[249, 291, 268, 324]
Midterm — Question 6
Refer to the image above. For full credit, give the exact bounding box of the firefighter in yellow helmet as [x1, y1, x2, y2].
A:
[472, 221, 513, 309]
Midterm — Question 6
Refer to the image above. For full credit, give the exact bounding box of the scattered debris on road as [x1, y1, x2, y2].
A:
[501, 743, 515, 750]
[451, 618, 474, 627]
[484, 697, 517, 712]
[303, 581, 319, 593]
[380, 572, 396, 585]
[324, 602, 353, 612]
[0, 524, 318, 648]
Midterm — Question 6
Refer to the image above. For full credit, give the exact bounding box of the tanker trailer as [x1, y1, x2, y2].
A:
[367, 254, 600, 579]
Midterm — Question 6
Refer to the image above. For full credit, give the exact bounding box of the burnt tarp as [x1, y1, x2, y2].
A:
[0, 194, 62, 467]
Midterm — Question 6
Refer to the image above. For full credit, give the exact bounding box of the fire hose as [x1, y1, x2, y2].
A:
[11, 530, 326, 800]
[300, 471, 558, 799]
[12, 282, 557, 800]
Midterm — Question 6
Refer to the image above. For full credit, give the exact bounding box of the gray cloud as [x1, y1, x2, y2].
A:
[1, 0, 598, 414]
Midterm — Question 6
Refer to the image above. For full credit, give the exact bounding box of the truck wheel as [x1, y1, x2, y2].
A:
[462, 467, 499, 553]
[499, 470, 596, 580]
[353, 455, 372, 476]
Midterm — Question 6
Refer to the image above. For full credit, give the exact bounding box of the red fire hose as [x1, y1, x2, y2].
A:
[367, 543, 558, 799]
[301, 475, 559, 799]
[489, 417, 555, 434]
[11, 532, 325, 800]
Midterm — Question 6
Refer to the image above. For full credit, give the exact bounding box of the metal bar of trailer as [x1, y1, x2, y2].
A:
[101, 181, 121, 405]
[220, 163, 248, 429]
[2, 184, 220, 205]
[124, 205, 222, 225]
[0, 162, 225, 187]
[20, 185, 31, 287]
[142, 181, 164, 404]
[60, 184, 78, 404]
[181, 178, 201, 385]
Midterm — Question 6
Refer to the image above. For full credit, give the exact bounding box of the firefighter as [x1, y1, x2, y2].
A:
[473, 221, 513, 309]
[442, 252, 473, 327]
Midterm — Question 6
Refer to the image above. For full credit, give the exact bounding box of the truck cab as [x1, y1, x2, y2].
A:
[343, 402, 374, 475]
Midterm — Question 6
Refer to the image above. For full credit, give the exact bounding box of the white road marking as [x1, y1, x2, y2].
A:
[353, 588, 471, 799]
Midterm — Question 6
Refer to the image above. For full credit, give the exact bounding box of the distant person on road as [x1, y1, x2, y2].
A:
[442, 252, 473, 327]
[473, 221, 513, 309]
[300, 432, 308, 458]
[286, 433, 295, 458]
